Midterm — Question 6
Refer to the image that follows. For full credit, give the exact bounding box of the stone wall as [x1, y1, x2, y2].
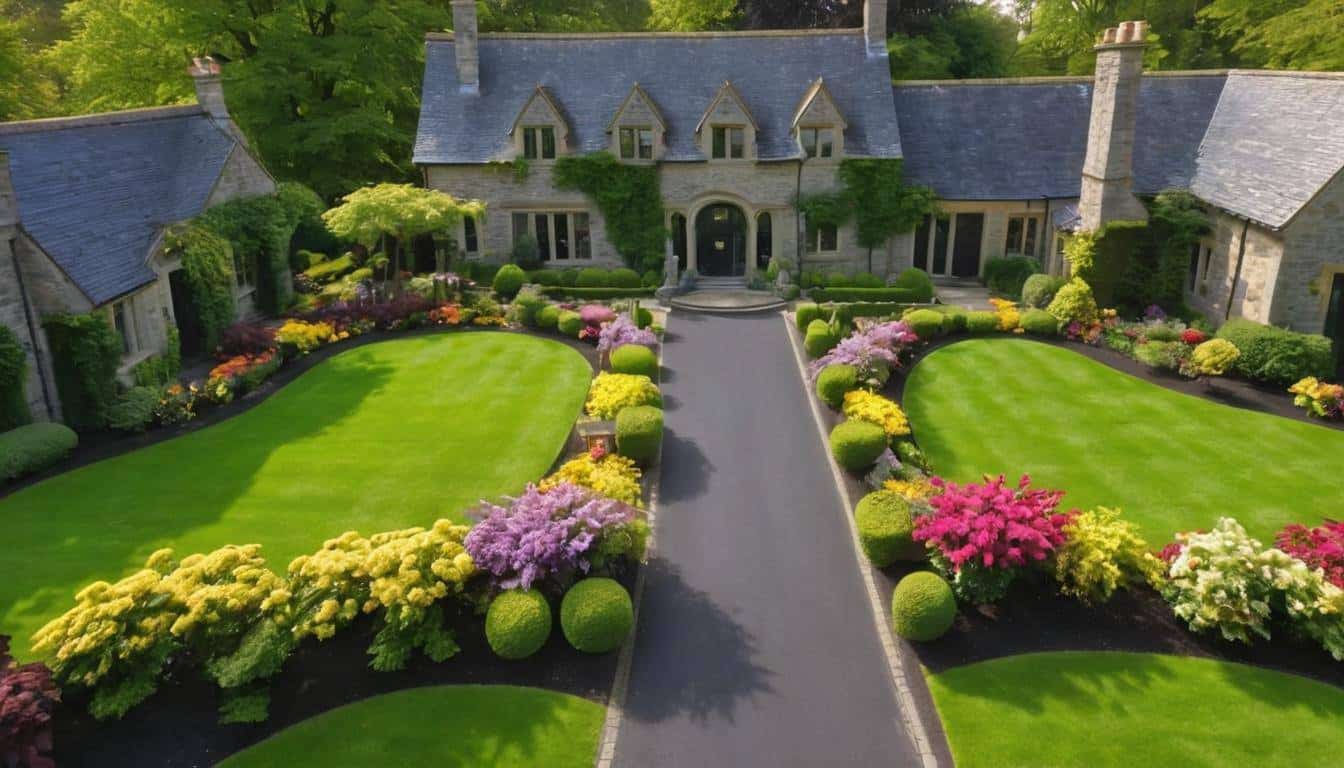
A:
[1185, 209, 1284, 325]
[203, 141, 279, 321]
[1277, 172, 1344, 333]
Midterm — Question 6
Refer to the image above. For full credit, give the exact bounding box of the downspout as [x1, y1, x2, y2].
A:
[10, 236, 56, 421]
[795, 156, 805, 279]
[1224, 218, 1251, 322]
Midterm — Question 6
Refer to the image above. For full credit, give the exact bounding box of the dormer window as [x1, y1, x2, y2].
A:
[522, 126, 556, 160]
[698, 81, 757, 161]
[712, 127, 745, 160]
[511, 86, 570, 161]
[619, 127, 654, 160]
[799, 128, 834, 159]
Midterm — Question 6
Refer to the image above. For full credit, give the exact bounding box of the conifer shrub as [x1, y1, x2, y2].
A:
[796, 303, 822, 331]
[557, 310, 584, 337]
[1020, 309, 1061, 336]
[903, 309, 945, 341]
[965, 311, 1000, 335]
[537, 304, 561, 330]
[0, 423, 78, 482]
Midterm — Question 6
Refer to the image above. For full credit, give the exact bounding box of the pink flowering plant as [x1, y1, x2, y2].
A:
[578, 304, 619, 344]
[913, 474, 1074, 604]
[808, 320, 918, 384]
[465, 483, 648, 591]
[597, 315, 658, 353]
[1276, 520, 1344, 589]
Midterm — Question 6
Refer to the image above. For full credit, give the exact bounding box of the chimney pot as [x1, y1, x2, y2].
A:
[1079, 20, 1150, 231]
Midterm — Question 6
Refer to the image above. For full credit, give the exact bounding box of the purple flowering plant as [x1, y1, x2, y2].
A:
[598, 315, 658, 353]
[1144, 304, 1167, 321]
[465, 483, 643, 590]
[808, 320, 918, 382]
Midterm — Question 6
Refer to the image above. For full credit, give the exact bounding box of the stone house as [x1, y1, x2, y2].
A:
[0, 59, 275, 423]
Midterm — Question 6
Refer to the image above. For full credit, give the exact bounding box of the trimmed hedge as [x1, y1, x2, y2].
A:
[1, 422, 78, 482]
[511, 290, 547, 328]
[609, 268, 642, 289]
[556, 311, 583, 337]
[816, 364, 859, 409]
[891, 572, 956, 642]
[560, 577, 634, 654]
[615, 405, 663, 465]
[829, 420, 888, 472]
[485, 589, 552, 660]
[576, 268, 611, 288]
[892, 267, 935, 302]
[903, 309, 945, 341]
[796, 303, 823, 331]
[932, 304, 968, 332]
[0, 325, 29, 431]
[983, 256, 1040, 299]
[810, 287, 920, 303]
[539, 287, 656, 301]
[1022, 273, 1067, 309]
[854, 490, 921, 567]
[492, 264, 527, 300]
[537, 305, 561, 330]
[965, 311, 1000, 334]
[1215, 318, 1334, 386]
[610, 345, 658, 379]
[1020, 309, 1061, 336]
[42, 313, 122, 432]
[804, 319, 841, 358]
[823, 302, 917, 328]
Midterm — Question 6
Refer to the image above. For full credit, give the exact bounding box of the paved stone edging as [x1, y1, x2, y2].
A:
[780, 310, 942, 768]
[594, 313, 670, 768]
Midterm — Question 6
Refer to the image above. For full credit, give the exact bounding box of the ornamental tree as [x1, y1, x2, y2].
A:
[322, 184, 485, 285]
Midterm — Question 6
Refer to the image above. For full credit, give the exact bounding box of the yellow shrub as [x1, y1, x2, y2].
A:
[842, 390, 910, 439]
[275, 320, 336, 354]
[585, 372, 662, 419]
[542, 452, 643, 506]
[884, 477, 938, 501]
[989, 298, 1021, 331]
[1054, 507, 1164, 605]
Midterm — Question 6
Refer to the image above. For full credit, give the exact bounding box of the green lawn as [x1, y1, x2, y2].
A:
[903, 339, 1344, 542]
[927, 652, 1344, 768]
[219, 685, 604, 768]
[1, 333, 590, 656]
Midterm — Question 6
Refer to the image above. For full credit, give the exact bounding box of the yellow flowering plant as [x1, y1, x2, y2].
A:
[541, 450, 643, 507]
[1289, 377, 1344, 420]
[842, 390, 911, 439]
[989, 298, 1021, 332]
[275, 320, 336, 354]
[585, 372, 662, 419]
[1053, 507, 1164, 606]
[884, 477, 939, 501]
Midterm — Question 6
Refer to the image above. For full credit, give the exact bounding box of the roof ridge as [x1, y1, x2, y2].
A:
[426, 28, 863, 42]
[1227, 68, 1344, 81]
[894, 70, 1231, 88]
[0, 104, 206, 136]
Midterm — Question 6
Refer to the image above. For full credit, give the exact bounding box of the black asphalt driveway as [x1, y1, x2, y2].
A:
[614, 311, 920, 767]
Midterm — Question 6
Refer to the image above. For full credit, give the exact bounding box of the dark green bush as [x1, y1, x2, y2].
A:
[965, 311, 1000, 334]
[615, 405, 663, 465]
[641, 270, 662, 288]
[933, 305, 968, 333]
[1021, 274, 1067, 309]
[829, 420, 888, 472]
[825, 271, 852, 288]
[538, 287, 655, 301]
[577, 268, 611, 288]
[42, 313, 122, 432]
[823, 302, 915, 329]
[559, 269, 580, 287]
[895, 440, 930, 471]
[633, 306, 654, 329]
[779, 284, 801, 301]
[903, 308, 945, 341]
[1215, 319, 1334, 385]
[891, 572, 956, 641]
[810, 287, 919, 303]
[528, 269, 563, 286]
[0, 325, 29, 431]
[816, 364, 859, 409]
[854, 272, 885, 288]
[854, 490, 922, 566]
[557, 311, 583, 337]
[795, 303, 822, 331]
[1, 422, 78, 482]
[1143, 324, 1181, 343]
[560, 578, 633, 654]
[510, 289, 547, 327]
[804, 319, 841, 358]
[537, 305, 561, 330]
[610, 345, 658, 379]
[1020, 309, 1060, 336]
[485, 589, 552, 660]
[108, 386, 160, 433]
[492, 264, 527, 300]
[982, 256, 1040, 299]
[609, 268, 642, 289]
[303, 253, 355, 284]
[892, 267, 935, 302]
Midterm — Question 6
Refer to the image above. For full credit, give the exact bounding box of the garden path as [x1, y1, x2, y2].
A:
[612, 311, 921, 767]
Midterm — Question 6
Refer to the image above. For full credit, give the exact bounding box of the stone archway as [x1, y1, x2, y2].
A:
[694, 203, 748, 278]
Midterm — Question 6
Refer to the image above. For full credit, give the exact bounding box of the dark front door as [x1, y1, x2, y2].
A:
[1326, 274, 1344, 376]
[169, 268, 206, 357]
[951, 213, 984, 278]
[695, 204, 747, 277]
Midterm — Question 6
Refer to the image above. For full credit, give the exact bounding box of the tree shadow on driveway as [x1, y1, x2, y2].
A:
[655, 428, 711, 504]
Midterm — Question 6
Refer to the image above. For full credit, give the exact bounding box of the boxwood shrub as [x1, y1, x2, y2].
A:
[492, 264, 526, 300]
[1022, 273, 1067, 309]
[485, 589, 552, 660]
[557, 310, 584, 337]
[965, 311, 1000, 334]
[609, 268, 642, 289]
[560, 577, 634, 654]
[903, 308, 945, 341]
[615, 405, 663, 465]
[528, 268, 563, 286]
[539, 287, 655, 301]
[1, 422, 78, 482]
[796, 303, 822, 331]
[610, 345, 658, 379]
[829, 420, 888, 472]
[891, 572, 956, 641]
[536, 304, 561, 330]
[983, 256, 1040, 299]
[816, 364, 859, 409]
[892, 267, 935, 302]
[804, 319, 841, 358]
[510, 289, 547, 327]
[810, 287, 920, 303]
[854, 272, 885, 288]
[1215, 318, 1334, 385]
[854, 490, 922, 566]
[1020, 308, 1061, 336]
[576, 268, 611, 288]
[933, 305, 968, 333]
[632, 305, 654, 329]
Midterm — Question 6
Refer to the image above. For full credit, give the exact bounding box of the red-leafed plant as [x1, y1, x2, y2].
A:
[913, 474, 1074, 604]
[1, 636, 60, 768]
[218, 322, 277, 358]
[1276, 520, 1344, 588]
[1180, 328, 1207, 345]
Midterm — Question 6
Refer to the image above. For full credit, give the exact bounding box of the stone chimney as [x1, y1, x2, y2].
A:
[189, 56, 248, 144]
[1079, 20, 1150, 231]
[865, 0, 888, 57]
[452, 0, 480, 94]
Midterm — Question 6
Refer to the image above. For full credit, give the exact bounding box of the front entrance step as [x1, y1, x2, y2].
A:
[670, 290, 786, 314]
[693, 277, 750, 292]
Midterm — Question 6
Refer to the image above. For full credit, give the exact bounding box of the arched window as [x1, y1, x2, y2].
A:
[672, 213, 688, 273]
[756, 212, 773, 269]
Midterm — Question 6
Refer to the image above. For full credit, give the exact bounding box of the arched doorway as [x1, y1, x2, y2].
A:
[695, 203, 747, 277]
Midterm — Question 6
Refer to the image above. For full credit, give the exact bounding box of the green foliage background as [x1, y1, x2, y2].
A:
[0, 324, 31, 431]
[554, 153, 666, 273]
[163, 223, 237, 353]
[41, 312, 122, 431]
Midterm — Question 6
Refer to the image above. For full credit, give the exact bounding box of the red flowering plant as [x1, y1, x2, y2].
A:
[1180, 328, 1208, 345]
[1276, 520, 1344, 589]
[1, 636, 60, 768]
[913, 474, 1074, 604]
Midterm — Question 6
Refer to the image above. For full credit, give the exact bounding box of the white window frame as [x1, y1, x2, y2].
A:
[798, 127, 835, 159]
[511, 211, 592, 263]
[521, 125, 557, 160]
[711, 126, 746, 160]
[806, 221, 839, 255]
[1005, 215, 1043, 258]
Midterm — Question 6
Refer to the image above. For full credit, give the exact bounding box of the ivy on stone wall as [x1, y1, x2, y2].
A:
[797, 159, 936, 271]
[553, 153, 666, 273]
[41, 313, 121, 432]
[0, 324, 30, 431]
[163, 223, 236, 353]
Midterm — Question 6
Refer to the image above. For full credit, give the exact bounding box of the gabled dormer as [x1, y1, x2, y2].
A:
[792, 78, 847, 160]
[607, 83, 667, 163]
[509, 86, 571, 161]
[696, 81, 757, 162]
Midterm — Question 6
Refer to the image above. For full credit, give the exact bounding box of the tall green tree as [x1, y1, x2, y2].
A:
[479, 0, 651, 32]
[648, 0, 737, 31]
[0, 10, 57, 120]
[322, 184, 485, 285]
[1201, 0, 1344, 71]
[889, 3, 1018, 80]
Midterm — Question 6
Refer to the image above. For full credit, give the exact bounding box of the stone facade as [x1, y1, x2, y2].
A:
[1274, 172, 1344, 332]
[1079, 23, 1151, 231]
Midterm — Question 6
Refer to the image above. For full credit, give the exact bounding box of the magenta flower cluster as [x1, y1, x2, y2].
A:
[597, 315, 658, 353]
[1276, 520, 1344, 588]
[808, 320, 918, 379]
[913, 474, 1072, 570]
[465, 483, 638, 590]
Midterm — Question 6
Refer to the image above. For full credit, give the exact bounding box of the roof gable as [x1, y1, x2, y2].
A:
[696, 81, 758, 133]
[510, 86, 571, 135]
[606, 83, 667, 132]
[793, 78, 848, 129]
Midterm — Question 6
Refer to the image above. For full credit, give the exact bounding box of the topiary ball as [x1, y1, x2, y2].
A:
[492, 264, 527, 300]
[615, 405, 663, 465]
[893, 268, 935, 302]
[560, 577, 634, 654]
[804, 319, 840, 358]
[610, 344, 658, 379]
[854, 490, 922, 566]
[557, 310, 584, 337]
[1020, 308, 1061, 336]
[633, 307, 654, 329]
[485, 589, 553, 660]
[965, 311, 1000, 334]
[891, 572, 956, 642]
[854, 272, 884, 288]
[795, 303, 822, 332]
[537, 304, 561, 330]
[903, 309, 945, 341]
[816, 364, 859, 409]
[609, 268, 642, 289]
[1021, 274, 1066, 309]
[829, 420, 888, 472]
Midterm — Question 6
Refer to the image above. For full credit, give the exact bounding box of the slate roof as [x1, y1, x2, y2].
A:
[892, 73, 1227, 201]
[1190, 71, 1344, 229]
[414, 31, 902, 164]
[0, 107, 239, 305]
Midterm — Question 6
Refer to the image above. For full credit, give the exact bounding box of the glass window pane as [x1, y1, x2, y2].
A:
[535, 213, 551, 261]
[575, 213, 591, 260]
[554, 213, 570, 260]
[1006, 217, 1023, 253]
[801, 129, 817, 158]
[541, 127, 556, 159]
[730, 128, 744, 158]
[712, 127, 726, 159]
[639, 129, 654, 159]
[620, 128, 635, 159]
[465, 217, 478, 253]
[820, 224, 837, 252]
[1024, 218, 1038, 255]
[933, 215, 950, 274]
[819, 129, 833, 158]
[512, 213, 528, 245]
[805, 222, 817, 254]
[523, 129, 537, 159]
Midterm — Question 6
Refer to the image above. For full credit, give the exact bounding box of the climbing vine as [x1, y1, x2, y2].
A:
[0, 324, 29, 430]
[41, 313, 122, 431]
[163, 223, 236, 352]
[797, 159, 936, 271]
[553, 153, 666, 273]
